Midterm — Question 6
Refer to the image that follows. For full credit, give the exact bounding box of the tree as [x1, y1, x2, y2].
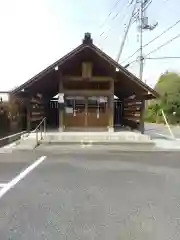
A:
[146, 71, 180, 124]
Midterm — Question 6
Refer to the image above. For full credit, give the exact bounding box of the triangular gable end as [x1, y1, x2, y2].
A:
[10, 33, 159, 98]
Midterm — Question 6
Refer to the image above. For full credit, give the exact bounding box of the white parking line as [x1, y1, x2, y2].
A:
[0, 156, 46, 199]
[155, 133, 176, 140]
[0, 183, 7, 188]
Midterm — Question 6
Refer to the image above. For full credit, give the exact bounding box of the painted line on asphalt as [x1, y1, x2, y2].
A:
[0, 155, 46, 199]
[155, 133, 176, 140]
[0, 183, 7, 188]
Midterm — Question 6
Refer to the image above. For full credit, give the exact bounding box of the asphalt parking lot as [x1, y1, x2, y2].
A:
[0, 148, 180, 239]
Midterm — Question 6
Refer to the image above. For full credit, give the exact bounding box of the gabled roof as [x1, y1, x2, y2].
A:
[10, 33, 159, 98]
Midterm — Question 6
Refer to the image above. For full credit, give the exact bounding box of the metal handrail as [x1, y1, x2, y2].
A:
[34, 117, 47, 145]
[33, 117, 46, 132]
[17, 117, 46, 147]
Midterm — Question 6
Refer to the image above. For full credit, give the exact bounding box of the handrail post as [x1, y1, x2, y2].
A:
[44, 118, 46, 137]
[36, 130, 38, 145]
[40, 125, 43, 140]
[34, 117, 47, 145]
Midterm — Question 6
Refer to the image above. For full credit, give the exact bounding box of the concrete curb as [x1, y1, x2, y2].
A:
[40, 140, 155, 149]
[15, 138, 38, 150]
[35, 145, 180, 152]
[40, 140, 155, 145]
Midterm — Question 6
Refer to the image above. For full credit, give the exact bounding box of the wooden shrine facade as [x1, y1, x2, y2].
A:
[9, 33, 159, 133]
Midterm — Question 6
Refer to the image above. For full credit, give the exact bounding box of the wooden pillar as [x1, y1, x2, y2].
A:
[85, 96, 88, 128]
[9, 96, 20, 132]
[108, 80, 114, 132]
[59, 76, 64, 132]
[27, 100, 31, 131]
[139, 99, 145, 134]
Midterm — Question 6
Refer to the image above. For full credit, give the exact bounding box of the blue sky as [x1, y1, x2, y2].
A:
[0, 0, 179, 90]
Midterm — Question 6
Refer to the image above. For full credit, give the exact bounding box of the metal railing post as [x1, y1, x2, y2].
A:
[44, 118, 46, 137]
[33, 117, 47, 145]
[40, 125, 43, 140]
[36, 130, 38, 145]
[18, 117, 46, 148]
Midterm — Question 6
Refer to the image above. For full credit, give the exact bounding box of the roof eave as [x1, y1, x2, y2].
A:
[89, 44, 159, 98]
[10, 43, 86, 95]
[10, 41, 159, 99]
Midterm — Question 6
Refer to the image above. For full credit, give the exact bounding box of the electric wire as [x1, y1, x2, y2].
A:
[120, 19, 180, 64]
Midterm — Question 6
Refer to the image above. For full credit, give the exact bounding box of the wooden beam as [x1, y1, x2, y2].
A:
[123, 117, 140, 122]
[63, 76, 113, 82]
[124, 107, 141, 111]
[124, 113, 141, 118]
[139, 100, 145, 134]
[142, 93, 157, 100]
[59, 74, 64, 131]
[108, 80, 114, 131]
[63, 90, 111, 96]
[27, 100, 31, 131]
[91, 76, 113, 82]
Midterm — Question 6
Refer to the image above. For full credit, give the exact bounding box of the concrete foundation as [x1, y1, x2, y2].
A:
[14, 130, 155, 150]
[108, 127, 114, 133]
[40, 131, 152, 144]
[59, 127, 64, 132]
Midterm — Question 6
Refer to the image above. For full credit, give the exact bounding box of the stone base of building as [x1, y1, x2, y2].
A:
[108, 127, 114, 133]
[59, 126, 64, 132]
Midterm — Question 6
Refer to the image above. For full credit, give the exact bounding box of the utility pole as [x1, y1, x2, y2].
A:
[138, 0, 158, 133]
[139, 0, 144, 81]
[138, 0, 158, 81]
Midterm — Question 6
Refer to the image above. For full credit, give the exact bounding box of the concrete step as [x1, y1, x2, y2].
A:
[41, 140, 155, 146]
[154, 139, 180, 150]
[15, 138, 38, 150]
[40, 142, 156, 152]
[39, 132, 155, 150]
[36, 143, 158, 152]
[11, 131, 156, 151]
[42, 132, 151, 142]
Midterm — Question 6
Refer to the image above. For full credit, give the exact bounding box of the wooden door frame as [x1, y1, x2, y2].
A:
[64, 95, 110, 129]
[64, 95, 87, 128]
[86, 96, 109, 128]
[84, 96, 88, 127]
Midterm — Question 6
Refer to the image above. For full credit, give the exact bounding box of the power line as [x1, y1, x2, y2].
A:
[124, 59, 137, 68]
[145, 33, 180, 56]
[126, 54, 180, 68]
[99, 0, 123, 29]
[99, 0, 131, 38]
[121, 18, 180, 64]
[146, 56, 180, 60]
[97, 1, 134, 51]
[116, 0, 138, 62]
[96, 1, 135, 52]
[126, 33, 180, 67]
[96, 2, 132, 50]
